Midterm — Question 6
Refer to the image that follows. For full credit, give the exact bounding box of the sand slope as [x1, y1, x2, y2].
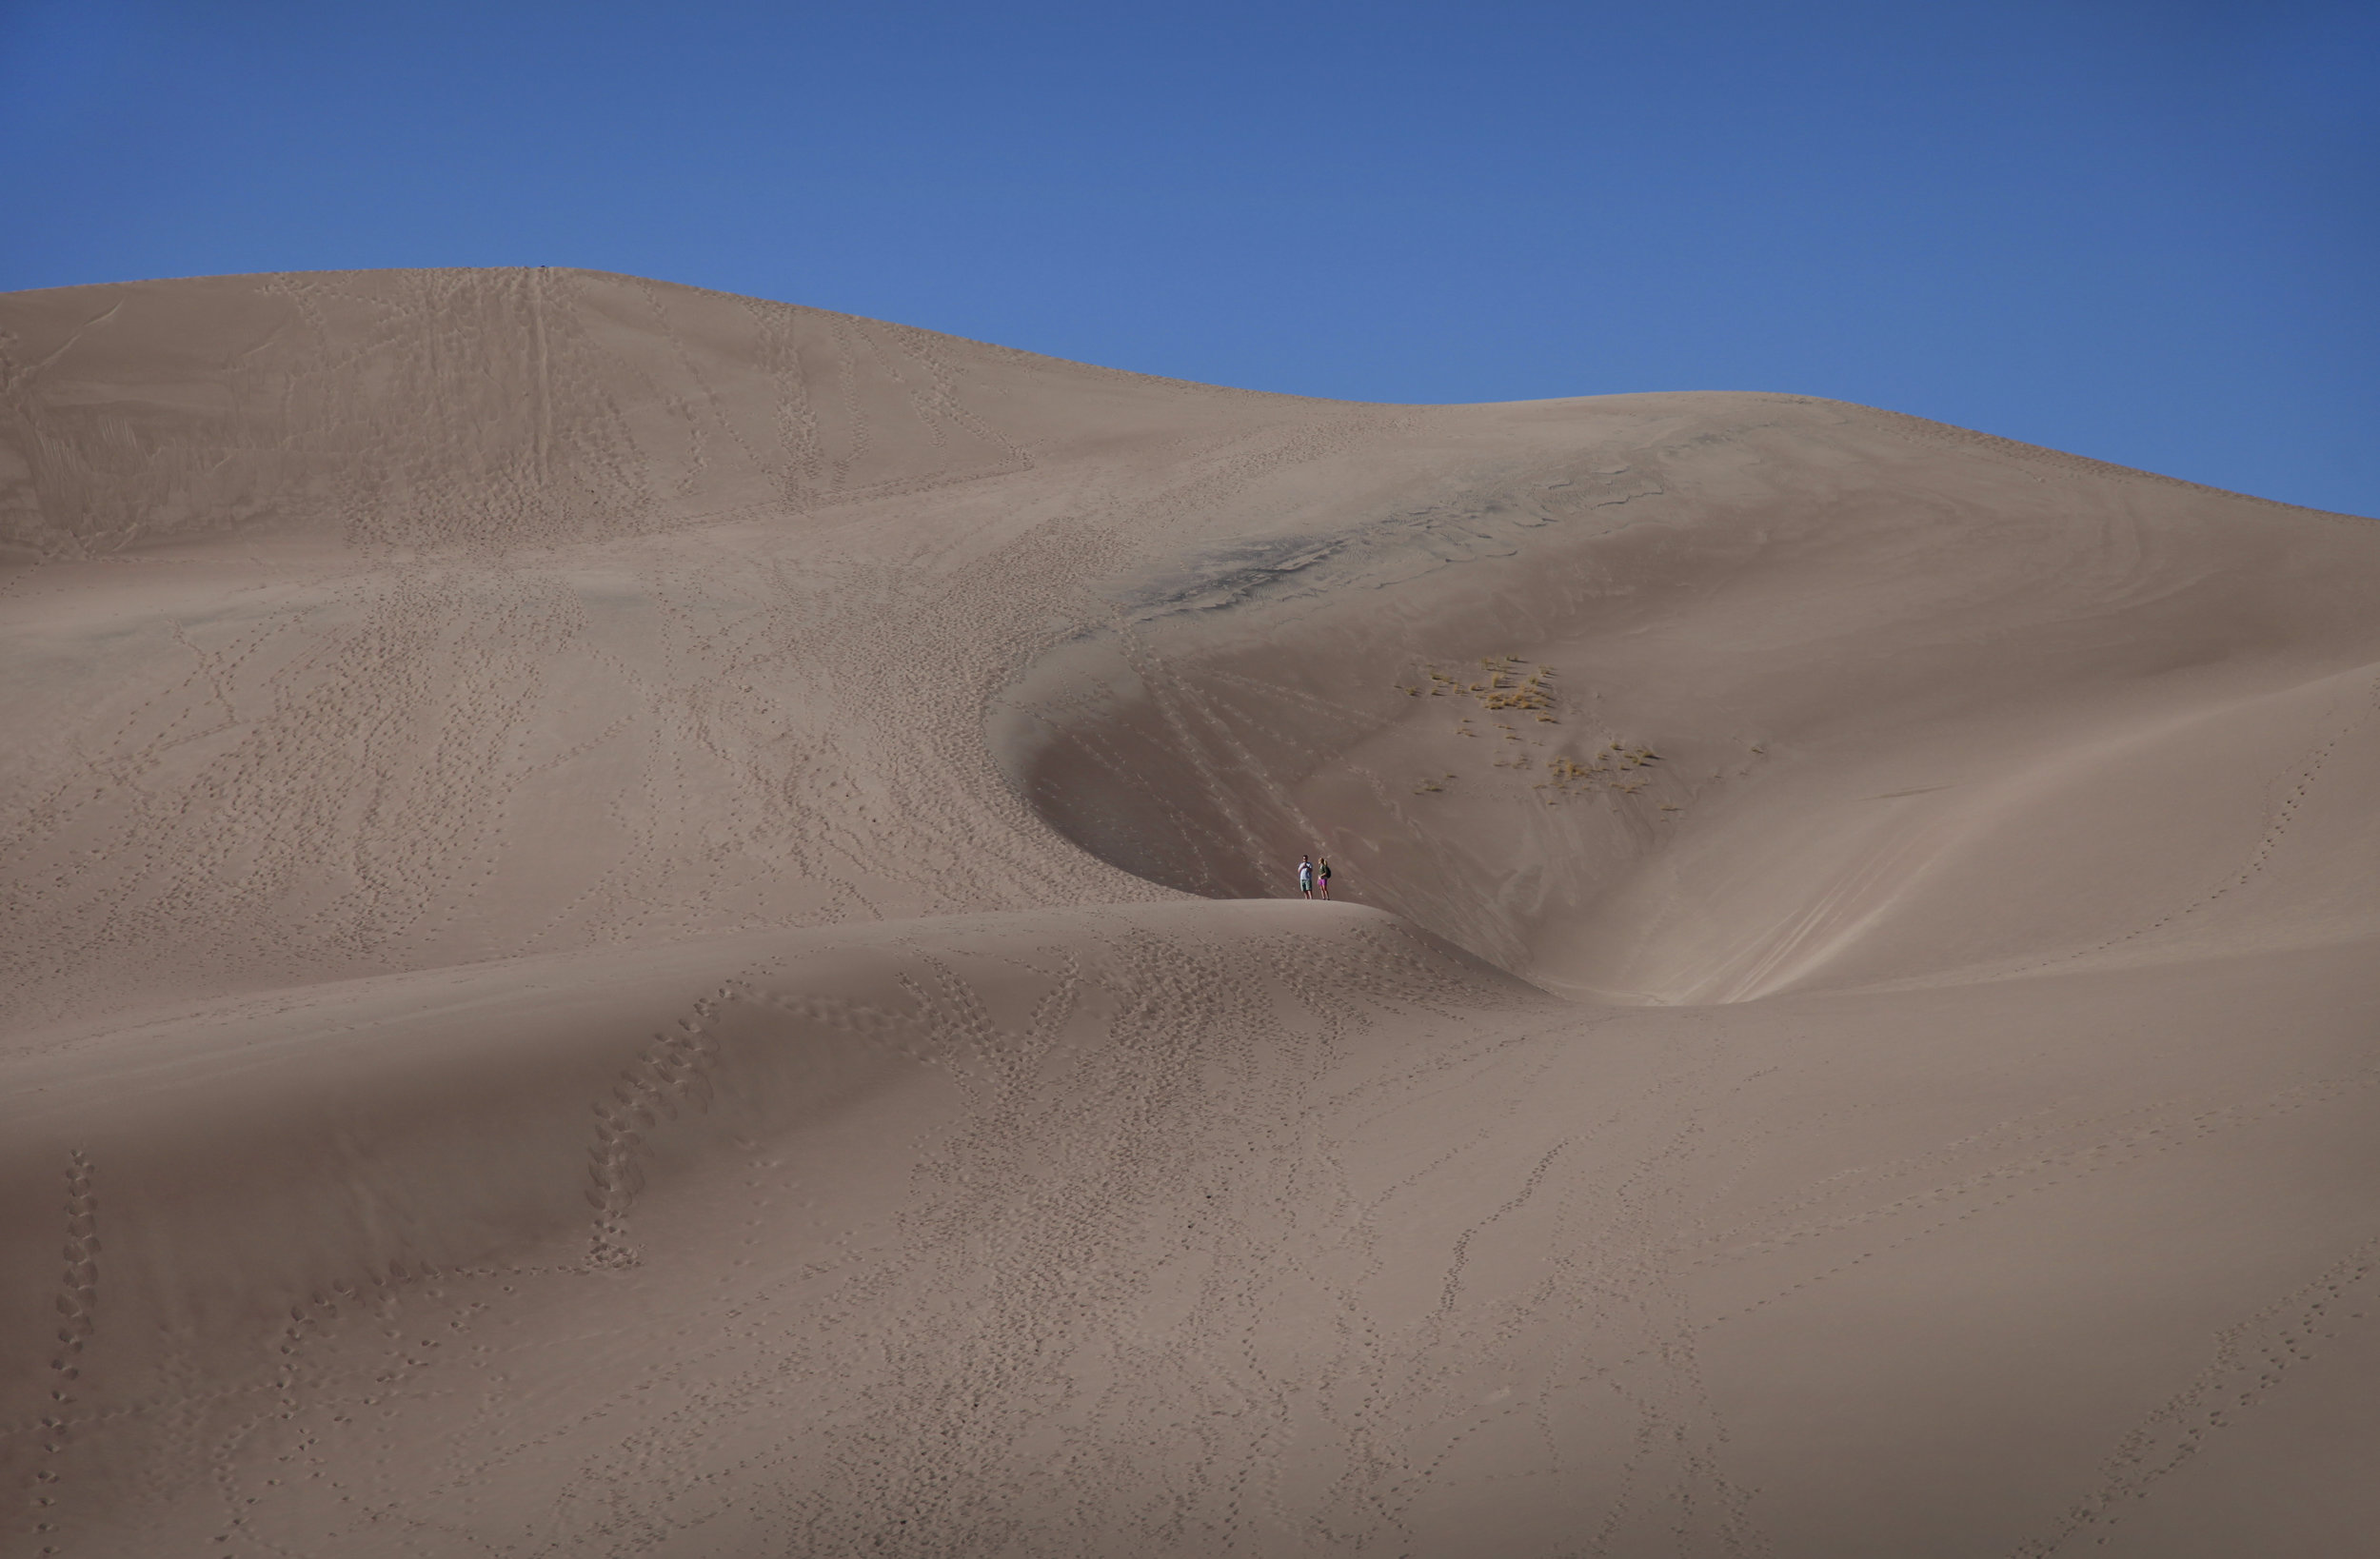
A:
[3, 269, 2377, 1556]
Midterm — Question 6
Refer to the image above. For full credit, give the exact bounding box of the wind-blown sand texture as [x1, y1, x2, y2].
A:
[4, 268, 2377, 1557]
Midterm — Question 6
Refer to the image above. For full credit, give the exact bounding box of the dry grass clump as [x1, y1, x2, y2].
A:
[1397, 655, 1557, 718]
[1398, 656, 1679, 815]
[1533, 742, 1667, 806]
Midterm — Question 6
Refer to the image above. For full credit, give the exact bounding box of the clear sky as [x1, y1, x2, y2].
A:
[4, 0, 2374, 515]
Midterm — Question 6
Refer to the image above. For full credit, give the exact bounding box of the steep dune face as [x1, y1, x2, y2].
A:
[997, 396, 2380, 999]
[5, 270, 2379, 1556]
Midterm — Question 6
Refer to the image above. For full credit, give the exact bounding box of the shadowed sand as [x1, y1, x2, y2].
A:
[4, 268, 2377, 1557]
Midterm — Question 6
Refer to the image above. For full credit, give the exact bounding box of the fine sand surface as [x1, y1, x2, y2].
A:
[3, 268, 2377, 1557]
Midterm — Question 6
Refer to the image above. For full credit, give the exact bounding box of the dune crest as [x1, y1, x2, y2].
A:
[5, 269, 2377, 1555]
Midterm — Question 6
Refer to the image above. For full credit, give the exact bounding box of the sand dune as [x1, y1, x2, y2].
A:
[3, 268, 2376, 1556]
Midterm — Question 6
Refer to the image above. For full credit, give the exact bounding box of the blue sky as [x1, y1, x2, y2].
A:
[4, 0, 2374, 514]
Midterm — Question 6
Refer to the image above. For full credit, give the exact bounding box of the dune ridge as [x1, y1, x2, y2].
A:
[3, 268, 2377, 1556]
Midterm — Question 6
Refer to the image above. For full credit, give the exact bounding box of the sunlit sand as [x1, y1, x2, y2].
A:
[5, 268, 2376, 1556]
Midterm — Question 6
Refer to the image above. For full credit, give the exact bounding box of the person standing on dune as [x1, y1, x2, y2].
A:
[1298, 855, 1316, 898]
[1318, 858, 1333, 898]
